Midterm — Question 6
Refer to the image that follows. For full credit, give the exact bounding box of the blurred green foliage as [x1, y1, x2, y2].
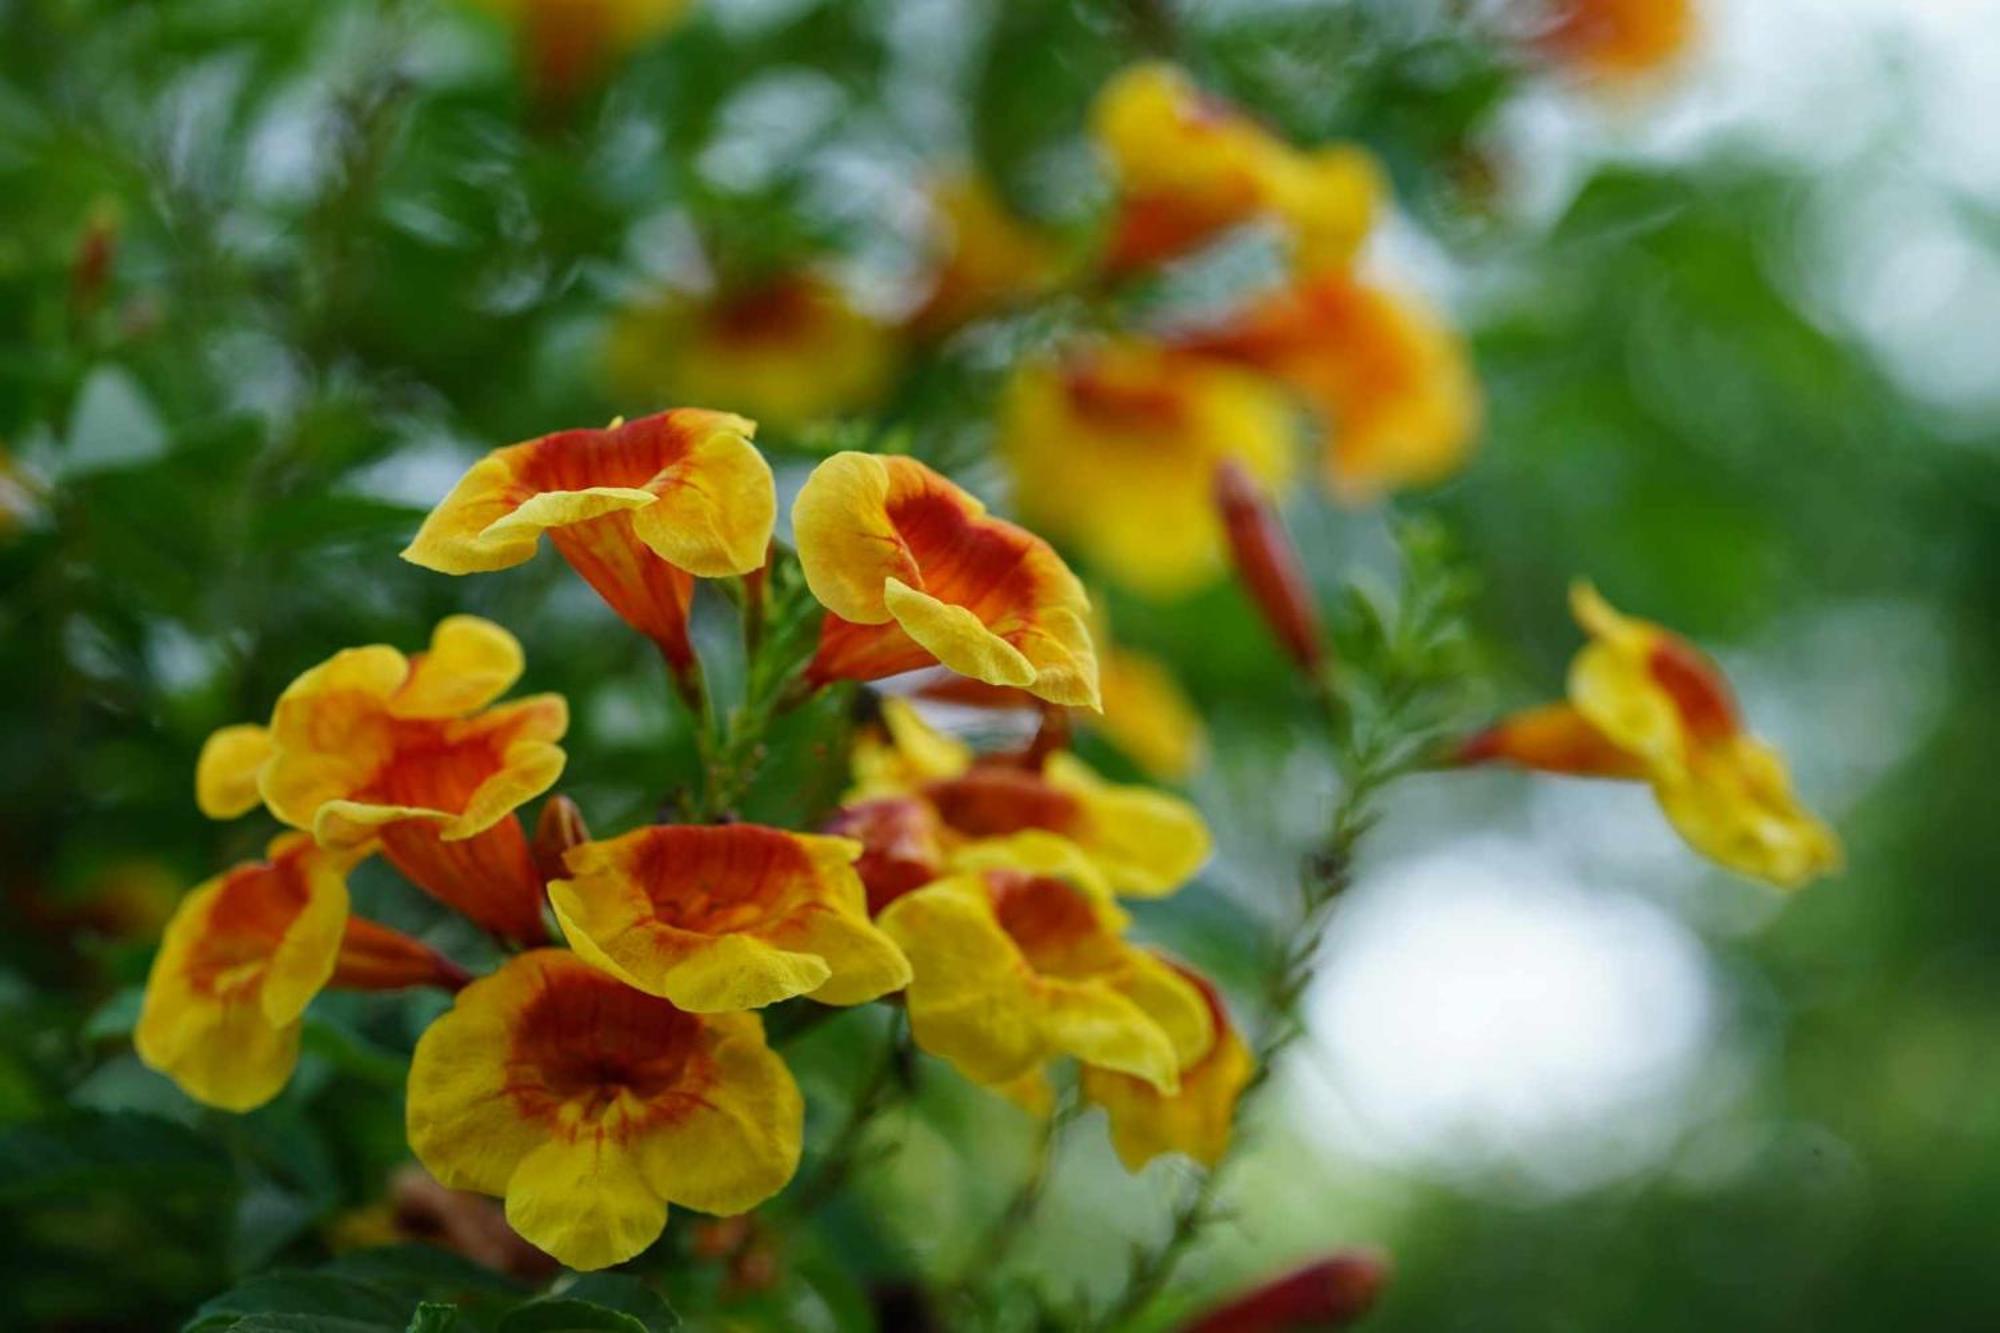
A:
[3, 0, 1999, 1329]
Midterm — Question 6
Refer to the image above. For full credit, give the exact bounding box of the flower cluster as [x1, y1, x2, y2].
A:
[142, 407, 1247, 1274]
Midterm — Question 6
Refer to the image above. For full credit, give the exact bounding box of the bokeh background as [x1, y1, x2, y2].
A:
[4, 0, 1999, 1329]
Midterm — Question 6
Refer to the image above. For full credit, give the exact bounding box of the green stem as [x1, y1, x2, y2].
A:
[942, 1084, 1084, 1320]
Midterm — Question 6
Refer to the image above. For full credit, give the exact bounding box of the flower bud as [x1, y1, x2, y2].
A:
[1213, 459, 1325, 674]
[531, 794, 590, 885]
[1183, 1249, 1390, 1333]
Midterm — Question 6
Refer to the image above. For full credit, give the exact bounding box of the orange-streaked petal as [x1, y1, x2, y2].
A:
[796, 453, 1101, 708]
[1082, 960, 1251, 1172]
[1656, 736, 1843, 890]
[135, 834, 355, 1112]
[549, 824, 908, 1011]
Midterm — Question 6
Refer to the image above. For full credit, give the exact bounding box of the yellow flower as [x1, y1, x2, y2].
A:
[876, 840, 1211, 1092]
[1179, 273, 1481, 504]
[794, 452, 1101, 708]
[136, 835, 355, 1112]
[406, 950, 802, 1271]
[1460, 584, 1842, 889]
[136, 835, 460, 1111]
[194, 616, 567, 941]
[1537, 0, 1695, 82]
[1096, 642, 1206, 782]
[1090, 63, 1382, 274]
[403, 409, 770, 666]
[998, 339, 1296, 599]
[548, 823, 910, 1011]
[607, 274, 897, 434]
[1080, 958, 1252, 1171]
[468, 0, 689, 100]
[911, 174, 1068, 333]
[848, 699, 1210, 900]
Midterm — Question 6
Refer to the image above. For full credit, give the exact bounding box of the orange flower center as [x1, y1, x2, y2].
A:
[986, 870, 1121, 979]
[1064, 363, 1190, 433]
[627, 826, 813, 934]
[506, 971, 712, 1134]
[366, 719, 515, 817]
[186, 861, 307, 999]
[925, 767, 1082, 841]
[512, 416, 697, 494]
[885, 488, 1042, 623]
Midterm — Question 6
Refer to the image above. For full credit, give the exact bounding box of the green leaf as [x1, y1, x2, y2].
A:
[498, 1275, 676, 1333]
[406, 1303, 461, 1333]
[188, 1272, 410, 1329]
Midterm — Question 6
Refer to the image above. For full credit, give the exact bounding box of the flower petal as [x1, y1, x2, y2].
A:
[636, 1011, 803, 1216]
[792, 451, 914, 623]
[1655, 736, 1843, 890]
[505, 1136, 667, 1272]
[883, 577, 1038, 689]
[196, 723, 274, 819]
[626, 416, 773, 577]
[392, 616, 525, 720]
[1044, 752, 1211, 897]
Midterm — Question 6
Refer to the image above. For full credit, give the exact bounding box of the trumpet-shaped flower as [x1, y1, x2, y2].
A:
[912, 174, 1068, 333]
[1538, 0, 1694, 82]
[607, 274, 897, 434]
[876, 840, 1211, 1092]
[1090, 63, 1382, 274]
[1179, 273, 1481, 504]
[848, 699, 1210, 899]
[548, 823, 910, 1012]
[402, 410, 771, 666]
[1080, 959, 1252, 1170]
[136, 835, 452, 1111]
[468, 0, 690, 102]
[794, 452, 1101, 708]
[406, 950, 802, 1272]
[998, 340, 1296, 599]
[194, 616, 566, 941]
[1459, 584, 1842, 888]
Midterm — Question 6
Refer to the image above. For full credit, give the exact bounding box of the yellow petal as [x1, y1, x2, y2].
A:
[626, 416, 774, 578]
[792, 451, 912, 623]
[1113, 949, 1215, 1071]
[196, 723, 274, 819]
[636, 1011, 803, 1216]
[1655, 735, 1843, 890]
[883, 577, 1038, 688]
[1038, 977, 1182, 1094]
[1084, 1017, 1253, 1171]
[878, 877, 1046, 1086]
[401, 453, 542, 574]
[392, 616, 524, 719]
[783, 908, 913, 1006]
[1044, 752, 1211, 897]
[505, 1136, 667, 1272]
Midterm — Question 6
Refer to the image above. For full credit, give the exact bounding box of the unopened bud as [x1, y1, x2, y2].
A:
[1183, 1249, 1390, 1333]
[1214, 459, 1324, 674]
[531, 795, 590, 884]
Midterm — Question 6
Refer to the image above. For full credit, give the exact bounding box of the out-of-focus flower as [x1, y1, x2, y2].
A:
[403, 410, 770, 667]
[1182, 1250, 1391, 1333]
[876, 839, 1211, 1092]
[548, 823, 910, 1011]
[795, 452, 1101, 708]
[469, 0, 689, 102]
[406, 950, 801, 1272]
[999, 340, 1296, 599]
[1459, 583, 1842, 888]
[195, 616, 566, 941]
[1179, 273, 1481, 504]
[911, 174, 1068, 333]
[607, 274, 897, 434]
[1090, 63, 1382, 275]
[848, 699, 1210, 899]
[1080, 959, 1252, 1171]
[136, 835, 451, 1111]
[820, 796, 946, 916]
[329, 1165, 559, 1282]
[1214, 459, 1325, 675]
[1536, 0, 1695, 82]
[70, 199, 119, 317]
[1096, 642, 1206, 782]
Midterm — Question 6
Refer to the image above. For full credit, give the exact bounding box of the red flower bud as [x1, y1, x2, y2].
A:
[1214, 459, 1325, 674]
[1183, 1249, 1390, 1333]
[531, 794, 590, 886]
